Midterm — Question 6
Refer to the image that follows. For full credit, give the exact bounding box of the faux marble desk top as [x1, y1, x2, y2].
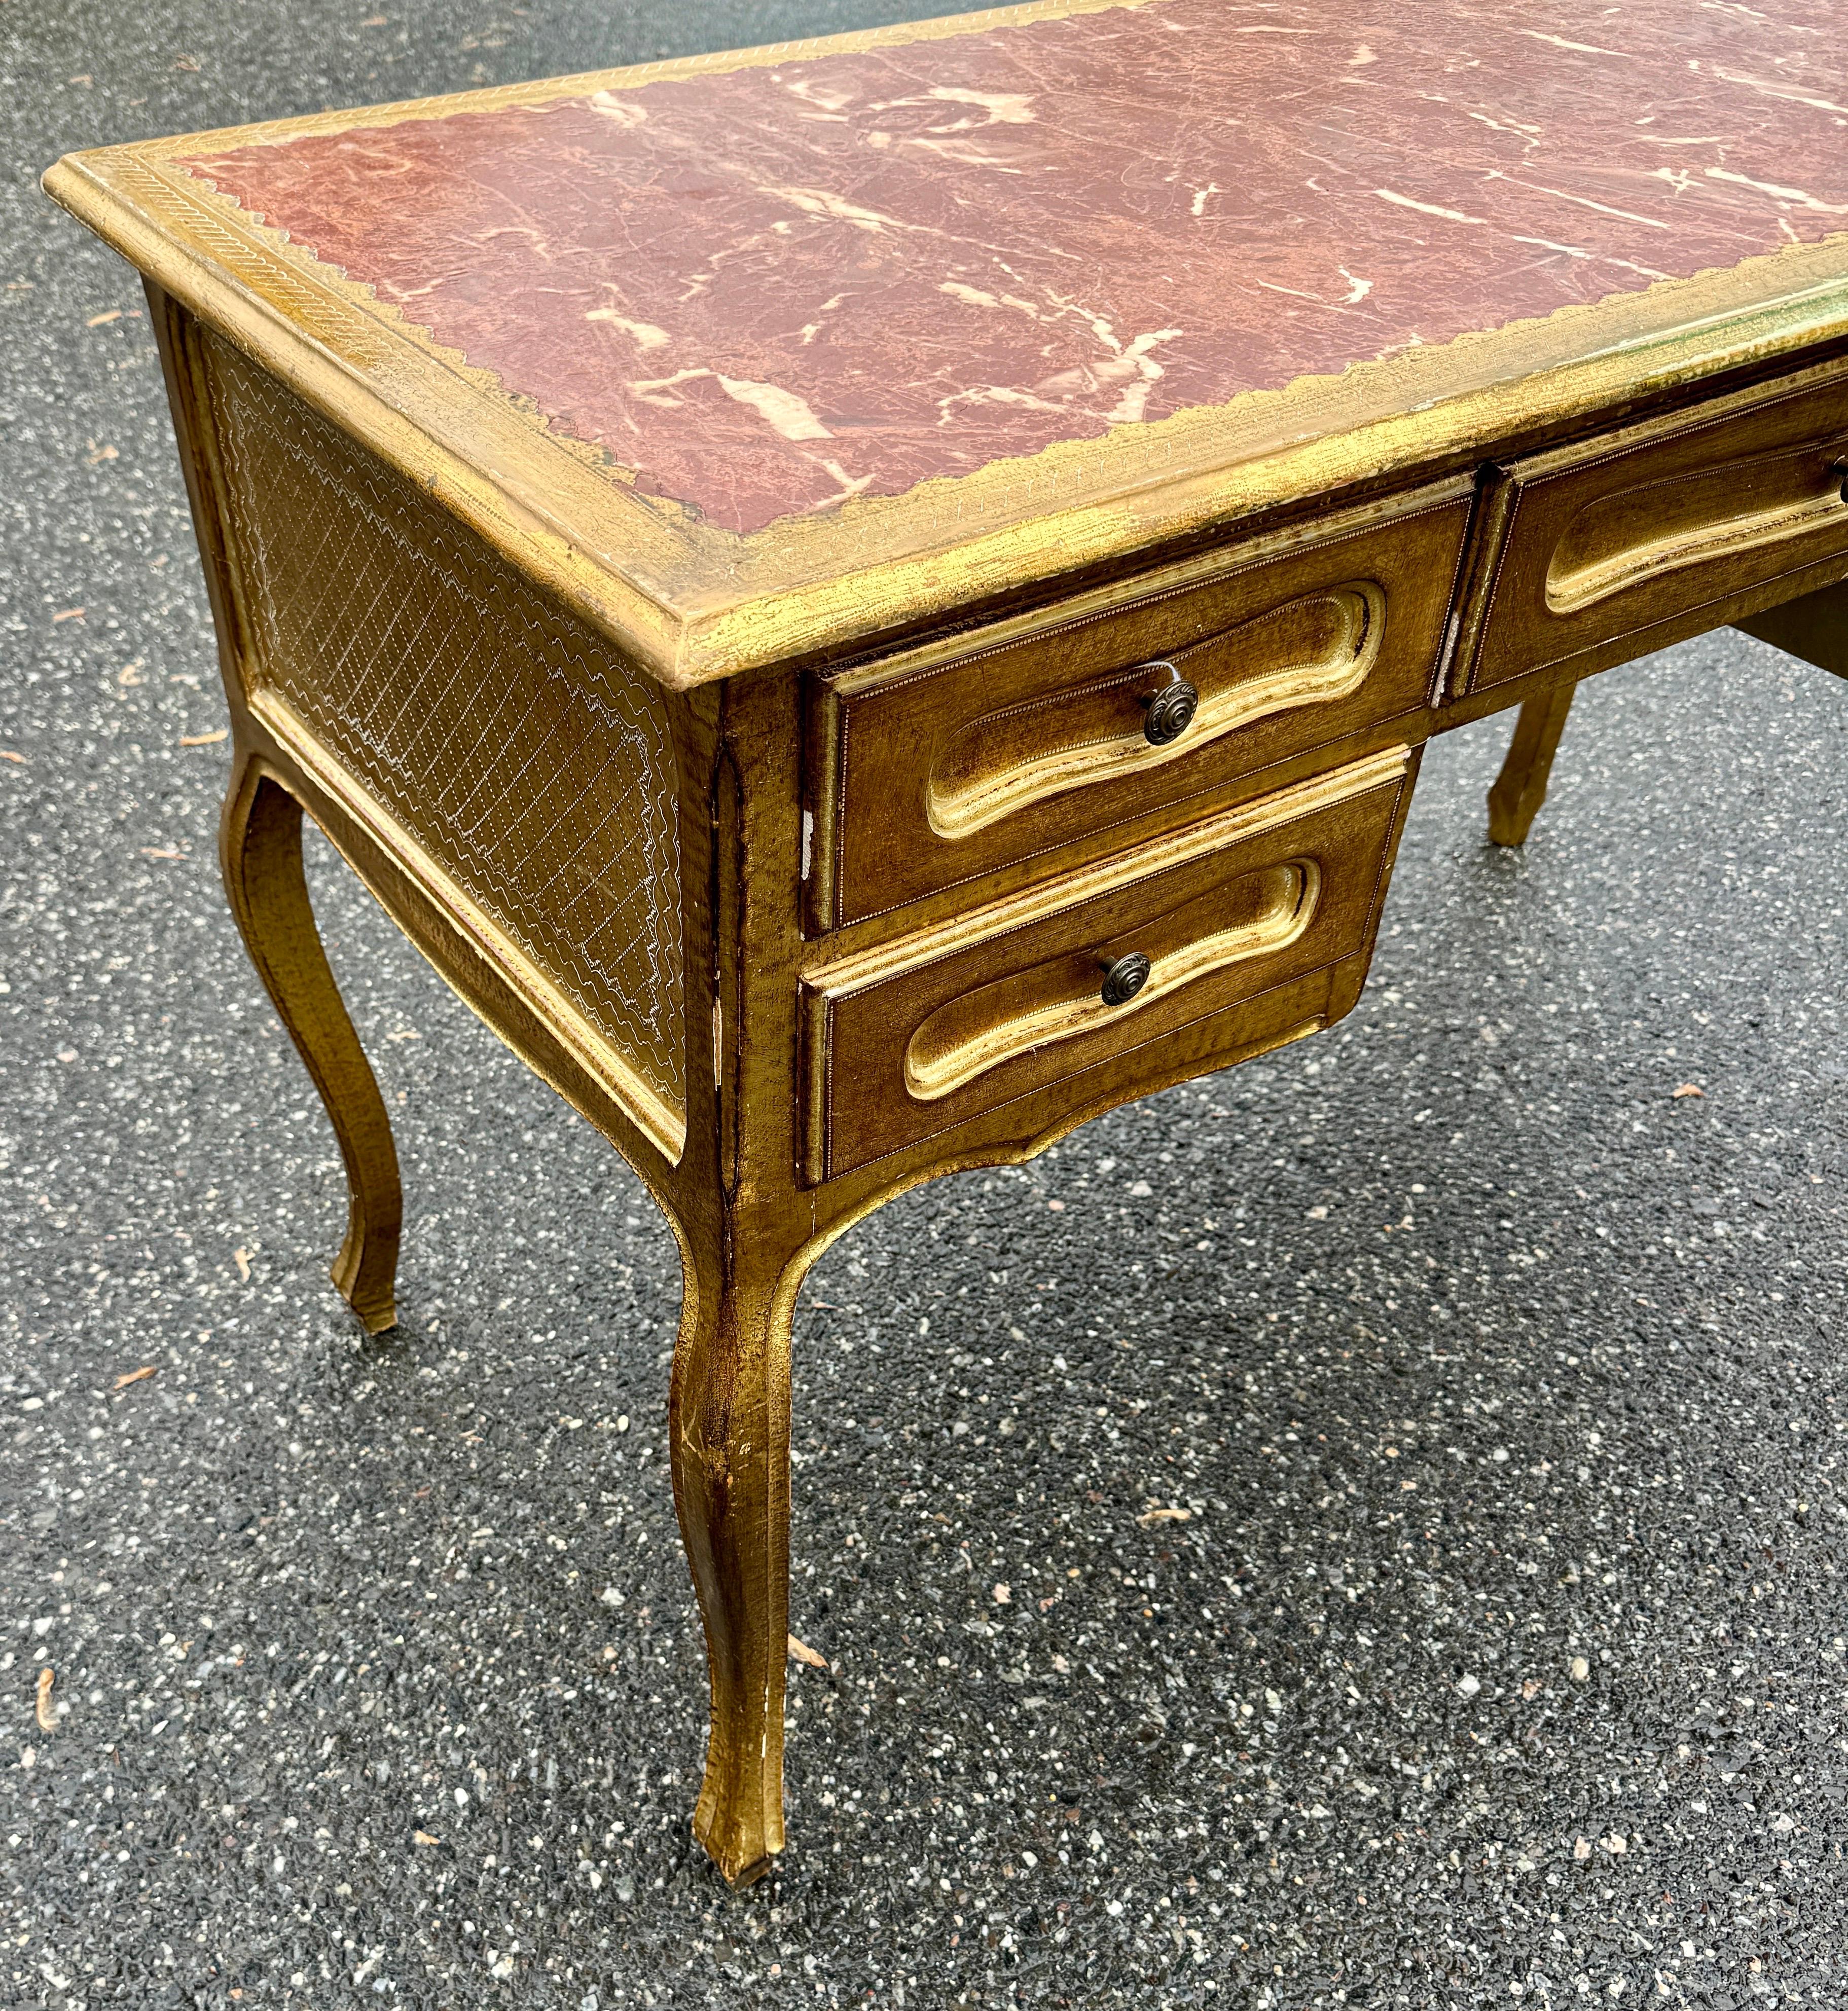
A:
[177, 0, 1848, 534]
[46, 0, 1848, 678]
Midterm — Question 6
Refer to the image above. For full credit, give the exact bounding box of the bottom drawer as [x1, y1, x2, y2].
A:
[802, 746, 1417, 1181]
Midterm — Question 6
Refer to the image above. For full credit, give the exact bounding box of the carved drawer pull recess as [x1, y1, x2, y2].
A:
[924, 581, 1385, 842]
[1545, 437, 1848, 617]
[903, 860, 1319, 1103]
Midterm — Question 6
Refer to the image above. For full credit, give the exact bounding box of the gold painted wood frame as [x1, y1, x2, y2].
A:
[144, 275, 1419, 1883]
[46, 0, 1848, 1893]
[112, 264, 1848, 1889]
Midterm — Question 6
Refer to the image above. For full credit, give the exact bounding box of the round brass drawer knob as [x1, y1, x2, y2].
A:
[1831, 458, 1848, 501]
[1099, 951, 1151, 1007]
[1141, 669, 1199, 747]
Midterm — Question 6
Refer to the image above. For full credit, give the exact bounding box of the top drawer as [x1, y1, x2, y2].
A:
[808, 479, 1470, 929]
[1465, 360, 1848, 694]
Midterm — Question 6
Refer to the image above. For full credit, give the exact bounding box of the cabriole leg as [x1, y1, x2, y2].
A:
[669, 1216, 809, 1886]
[1487, 680, 1577, 847]
[220, 754, 403, 1333]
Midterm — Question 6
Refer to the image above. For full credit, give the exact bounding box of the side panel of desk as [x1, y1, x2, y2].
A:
[155, 295, 700, 1169]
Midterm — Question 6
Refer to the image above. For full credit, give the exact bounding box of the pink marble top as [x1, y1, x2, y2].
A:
[179, 0, 1848, 536]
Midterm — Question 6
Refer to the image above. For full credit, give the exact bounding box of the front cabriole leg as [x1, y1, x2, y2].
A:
[668, 1209, 813, 1886]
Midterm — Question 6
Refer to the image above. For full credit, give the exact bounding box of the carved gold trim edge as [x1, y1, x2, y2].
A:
[823, 473, 1475, 695]
[250, 688, 688, 1164]
[43, 0, 1848, 691]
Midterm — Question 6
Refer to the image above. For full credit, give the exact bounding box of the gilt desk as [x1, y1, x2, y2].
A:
[45, 0, 1848, 1887]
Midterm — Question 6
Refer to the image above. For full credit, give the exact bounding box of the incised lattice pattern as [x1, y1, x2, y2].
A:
[201, 328, 685, 1113]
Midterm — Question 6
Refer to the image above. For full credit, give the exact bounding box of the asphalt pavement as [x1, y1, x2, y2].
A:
[3, 1, 1847, 2005]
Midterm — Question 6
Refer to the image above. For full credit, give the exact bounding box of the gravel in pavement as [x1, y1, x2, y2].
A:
[4, 1, 1847, 2004]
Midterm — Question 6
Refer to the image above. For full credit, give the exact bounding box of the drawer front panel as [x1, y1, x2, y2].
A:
[813, 484, 1468, 928]
[1468, 363, 1848, 693]
[804, 746, 1416, 1181]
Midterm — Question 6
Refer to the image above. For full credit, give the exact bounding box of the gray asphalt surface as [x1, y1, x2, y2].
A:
[5, 3, 1848, 2006]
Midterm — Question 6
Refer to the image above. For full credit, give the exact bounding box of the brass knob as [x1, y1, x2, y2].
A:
[1831, 459, 1848, 502]
[1140, 663, 1199, 747]
[1099, 951, 1151, 1007]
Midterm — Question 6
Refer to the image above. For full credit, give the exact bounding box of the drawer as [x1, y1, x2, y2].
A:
[808, 480, 1468, 929]
[801, 745, 1417, 1182]
[1464, 360, 1848, 694]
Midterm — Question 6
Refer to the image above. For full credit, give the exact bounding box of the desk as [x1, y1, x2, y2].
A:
[45, 0, 1848, 1886]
